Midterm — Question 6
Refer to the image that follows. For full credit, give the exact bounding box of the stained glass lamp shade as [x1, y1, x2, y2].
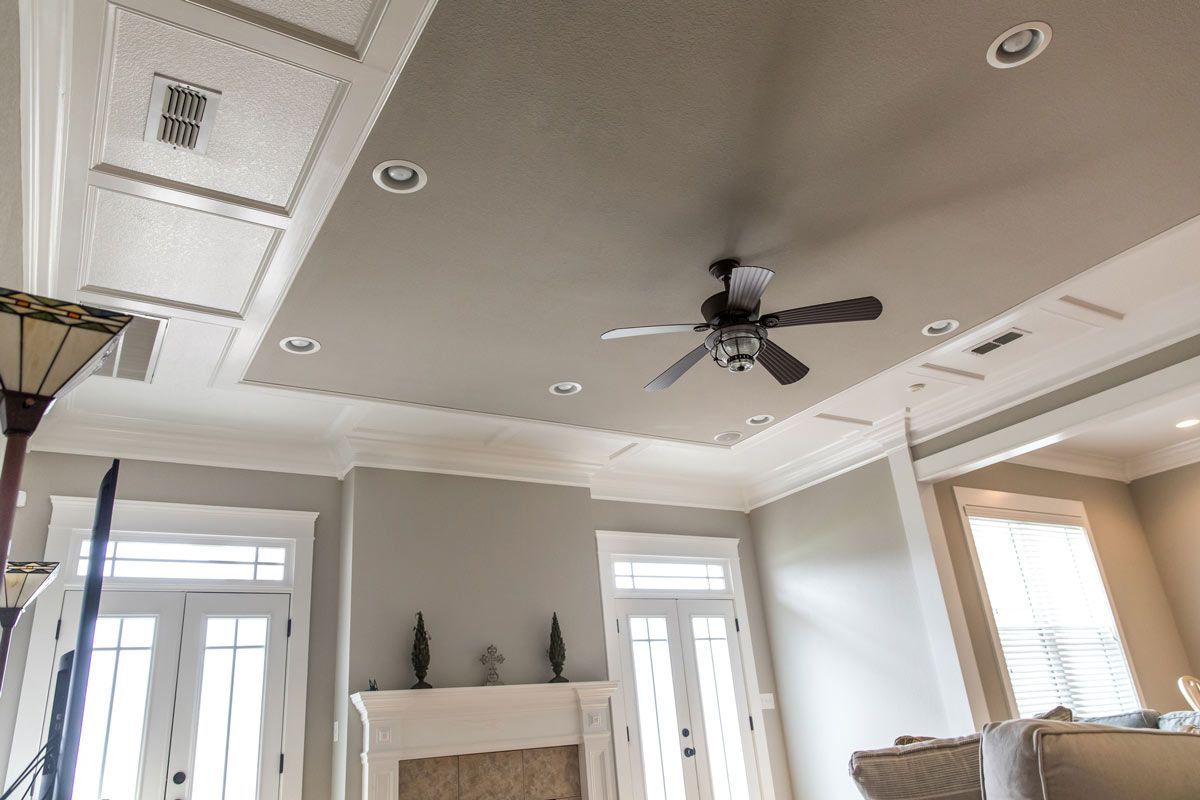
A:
[0, 561, 60, 692]
[0, 288, 130, 629]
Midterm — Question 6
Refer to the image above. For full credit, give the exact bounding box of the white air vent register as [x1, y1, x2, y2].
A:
[143, 74, 221, 154]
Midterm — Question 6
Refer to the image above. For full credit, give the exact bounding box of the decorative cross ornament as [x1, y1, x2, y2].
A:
[480, 644, 505, 686]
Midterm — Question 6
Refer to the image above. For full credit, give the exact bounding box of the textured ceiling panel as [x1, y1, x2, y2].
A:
[198, 0, 379, 48]
[248, 0, 1200, 443]
[83, 189, 274, 314]
[98, 9, 340, 207]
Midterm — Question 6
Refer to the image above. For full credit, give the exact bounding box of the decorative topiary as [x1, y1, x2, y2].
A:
[547, 612, 568, 683]
[410, 611, 432, 689]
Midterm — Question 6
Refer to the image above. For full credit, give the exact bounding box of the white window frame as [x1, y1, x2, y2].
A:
[596, 531, 776, 800]
[8, 496, 317, 800]
[952, 487, 1145, 718]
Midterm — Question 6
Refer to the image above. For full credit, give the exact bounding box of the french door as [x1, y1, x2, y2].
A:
[53, 590, 290, 800]
[616, 598, 760, 800]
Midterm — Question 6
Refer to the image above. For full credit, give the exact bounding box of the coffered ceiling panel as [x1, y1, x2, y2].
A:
[194, 0, 381, 49]
[83, 188, 275, 314]
[97, 8, 340, 207]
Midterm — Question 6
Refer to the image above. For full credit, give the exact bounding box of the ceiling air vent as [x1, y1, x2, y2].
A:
[93, 314, 167, 383]
[143, 75, 221, 154]
[968, 328, 1029, 356]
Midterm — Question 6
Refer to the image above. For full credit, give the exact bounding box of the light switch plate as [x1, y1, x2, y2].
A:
[759, 693, 776, 710]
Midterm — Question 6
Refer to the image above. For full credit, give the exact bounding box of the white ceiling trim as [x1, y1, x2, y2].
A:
[1008, 448, 1130, 483]
[1126, 437, 1200, 481]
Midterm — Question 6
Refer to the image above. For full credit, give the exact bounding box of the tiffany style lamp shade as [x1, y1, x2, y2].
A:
[0, 288, 131, 582]
[0, 561, 59, 691]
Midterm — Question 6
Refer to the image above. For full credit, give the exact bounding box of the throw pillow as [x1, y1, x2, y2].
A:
[849, 734, 982, 800]
[1082, 709, 1160, 729]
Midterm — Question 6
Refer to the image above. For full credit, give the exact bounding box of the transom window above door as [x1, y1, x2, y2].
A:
[71, 533, 294, 589]
[613, 559, 728, 593]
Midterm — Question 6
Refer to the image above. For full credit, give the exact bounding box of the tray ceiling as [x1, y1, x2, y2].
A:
[247, 0, 1200, 444]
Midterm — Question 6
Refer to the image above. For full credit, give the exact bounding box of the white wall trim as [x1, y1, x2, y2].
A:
[880, 421, 989, 732]
[7, 496, 317, 799]
[594, 531, 777, 800]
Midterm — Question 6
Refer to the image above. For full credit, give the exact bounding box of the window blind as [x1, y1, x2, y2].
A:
[965, 511, 1139, 718]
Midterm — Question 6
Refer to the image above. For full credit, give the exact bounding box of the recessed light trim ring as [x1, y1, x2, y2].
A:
[372, 159, 427, 194]
[280, 336, 321, 355]
[746, 414, 775, 426]
[1176, 418, 1200, 429]
[713, 431, 743, 444]
[548, 381, 582, 396]
[987, 22, 1052, 69]
[922, 319, 960, 337]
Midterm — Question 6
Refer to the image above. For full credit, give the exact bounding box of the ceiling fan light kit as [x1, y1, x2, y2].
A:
[601, 258, 883, 391]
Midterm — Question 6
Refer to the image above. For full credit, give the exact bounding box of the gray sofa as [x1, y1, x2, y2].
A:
[849, 709, 1200, 800]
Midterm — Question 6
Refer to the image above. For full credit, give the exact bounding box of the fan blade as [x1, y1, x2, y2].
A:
[726, 266, 775, 314]
[601, 324, 704, 340]
[764, 296, 882, 327]
[645, 344, 710, 391]
[757, 338, 810, 385]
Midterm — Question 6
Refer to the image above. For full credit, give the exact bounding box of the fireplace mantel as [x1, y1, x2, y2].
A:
[352, 681, 619, 799]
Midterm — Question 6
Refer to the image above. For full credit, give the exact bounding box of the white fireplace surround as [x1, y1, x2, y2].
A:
[352, 681, 619, 800]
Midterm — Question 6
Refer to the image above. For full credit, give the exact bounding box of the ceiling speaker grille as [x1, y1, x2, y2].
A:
[144, 75, 221, 154]
[968, 327, 1029, 356]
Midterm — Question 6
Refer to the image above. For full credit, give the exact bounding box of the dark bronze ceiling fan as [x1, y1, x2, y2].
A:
[601, 259, 882, 391]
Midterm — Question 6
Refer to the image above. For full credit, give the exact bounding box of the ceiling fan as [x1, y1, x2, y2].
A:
[601, 258, 882, 391]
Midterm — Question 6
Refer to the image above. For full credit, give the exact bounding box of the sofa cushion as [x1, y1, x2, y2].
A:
[980, 718, 1200, 800]
[850, 734, 981, 800]
[1081, 709, 1160, 729]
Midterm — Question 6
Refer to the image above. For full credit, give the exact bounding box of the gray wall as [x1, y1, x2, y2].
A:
[0, 452, 343, 800]
[1130, 461, 1200, 674]
[1, 0, 23, 289]
[590, 500, 794, 800]
[336, 468, 604, 800]
[750, 459, 950, 800]
[332, 469, 796, 800]
[934, 462, 1192, 717]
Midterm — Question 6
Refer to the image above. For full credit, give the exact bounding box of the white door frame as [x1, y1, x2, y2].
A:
[7, 497, 317, 800]
[595, 531, 776, 800]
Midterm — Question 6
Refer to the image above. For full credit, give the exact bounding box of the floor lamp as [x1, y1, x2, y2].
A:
[0, 288, 131, 689]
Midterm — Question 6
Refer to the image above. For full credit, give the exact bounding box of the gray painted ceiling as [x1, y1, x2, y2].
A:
[248, 0, 1200, 444]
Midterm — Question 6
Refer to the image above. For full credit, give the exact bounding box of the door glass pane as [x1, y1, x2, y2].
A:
[629, 616, 686, 800]
[72, 617, 156, 800]
[191, 616, 270, 800]
[691, 617, 750, 800]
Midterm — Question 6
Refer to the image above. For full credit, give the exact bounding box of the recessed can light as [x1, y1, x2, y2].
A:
[279, 336, 321, 355]
[746, 414, 775, 426]
[922, 319, 960, 337]
[1176, 419, 1200, 429]
[714, 431, 743, 444]
[548, 381, 582, 396]
[987, 22, 1052, 69]
[372, 159, 427, 194]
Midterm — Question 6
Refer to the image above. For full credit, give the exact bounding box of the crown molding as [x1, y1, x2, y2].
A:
[1008, 448, 1129, 483]
[1126, 437, 1200, 481]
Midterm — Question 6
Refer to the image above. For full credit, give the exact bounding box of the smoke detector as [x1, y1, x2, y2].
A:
[143, 75, 222, 154]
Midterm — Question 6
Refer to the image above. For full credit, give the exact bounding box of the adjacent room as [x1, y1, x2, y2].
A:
[0, 2, 1197, 799]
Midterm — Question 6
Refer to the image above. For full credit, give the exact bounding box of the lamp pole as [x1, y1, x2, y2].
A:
[0, 392, 54, 580]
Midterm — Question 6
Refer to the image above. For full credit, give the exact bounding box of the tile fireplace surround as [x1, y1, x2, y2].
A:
[351, 682, 619, 800]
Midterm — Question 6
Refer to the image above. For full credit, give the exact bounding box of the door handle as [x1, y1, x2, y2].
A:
[683, 747, 696, 758]
[172, 771, 186, 785]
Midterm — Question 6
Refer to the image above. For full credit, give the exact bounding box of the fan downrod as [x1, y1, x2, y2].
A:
[707, 258, 741, 284]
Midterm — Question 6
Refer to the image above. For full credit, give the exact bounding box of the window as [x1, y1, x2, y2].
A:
[613, 559, 727, 593]
[961, 496, 1139, 719]
[76, 538, 289, 583]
